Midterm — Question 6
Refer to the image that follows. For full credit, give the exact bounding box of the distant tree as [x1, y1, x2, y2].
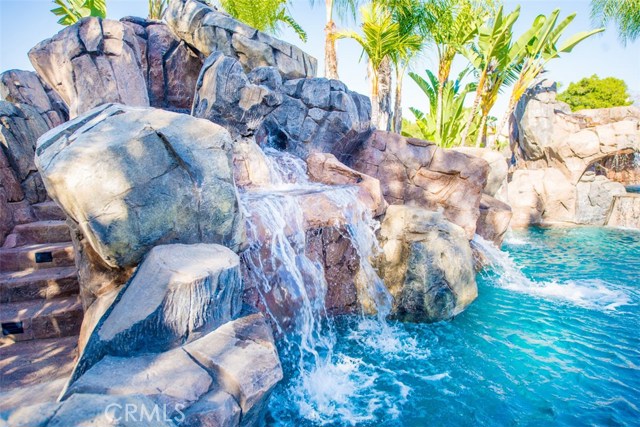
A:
[557, 74, 633, 111]
[591, 0, 640, 44]
[218, 0, 307, 41]
[51, 0, 106, 25]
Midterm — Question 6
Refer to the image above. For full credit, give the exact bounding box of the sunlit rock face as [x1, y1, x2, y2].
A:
[340, 130, 489, 240]
[36, 103, 245, 268]
[29, 17, 149, 118]
[377, 205, 477, 323]
[607, 194, 640, 229]
[476, 194, 512, 246]
[165, 0, 316, 79]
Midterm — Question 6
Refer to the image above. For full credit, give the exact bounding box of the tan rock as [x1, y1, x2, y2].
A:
[606, 194, 640, 229]
[476, 194, 512, 246]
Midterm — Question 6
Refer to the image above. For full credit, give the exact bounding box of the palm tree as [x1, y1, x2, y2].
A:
[459, 5, 521, 146]
[335, 3, 421, 131]
[219, 0, 307, 41]
[591, 0, 640, 44]
[494, 10, 603, 141]
[148, 0, 167, 20]
[51, 0, 106, 25]
[421, 0, 493, 146]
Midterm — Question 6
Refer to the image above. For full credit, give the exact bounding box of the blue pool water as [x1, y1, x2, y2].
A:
[268, 227, 640, 426]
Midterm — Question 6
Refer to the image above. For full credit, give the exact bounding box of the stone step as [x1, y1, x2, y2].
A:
[31, 201, 66, 221]
[0, 296, 83, 343]
[0, 242, 75, 273]
[3, 221, 71, 247]
[0, 266, 79, 304]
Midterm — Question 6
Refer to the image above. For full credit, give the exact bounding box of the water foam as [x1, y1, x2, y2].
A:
[472, 235, 631, 310]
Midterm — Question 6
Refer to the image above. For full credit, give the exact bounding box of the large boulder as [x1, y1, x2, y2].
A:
[29, 17, 149, 118]
[607, 194, 640, 229]
[0, 69, 68, 127]
[36, 103, 245, 273]
[165, 0, 316, 79]
[192, 53, 283, 139]
[378, 205, 477, 322]
[0, 147, 27, 244]
[454, 147, 508, 198]
[121, 17, 203, 112]
[69, 244, 243, 386]
[0, 102, 50, 204]
[476, 194, 512, 245]
[341, 131, 489, 239]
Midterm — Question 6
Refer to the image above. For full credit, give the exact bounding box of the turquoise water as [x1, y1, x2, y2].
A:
[268, 227, 640, 426]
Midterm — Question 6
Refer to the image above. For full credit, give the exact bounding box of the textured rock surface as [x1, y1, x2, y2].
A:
[606, 194, 640, 229]
[69, 244, 242, 386]
[454, 147, 508, 198]
[512, 80, 640, 184]
[0, 69, 68, 128]
[165, 0, 316, 79]
[476, 194, 512, 245]
[0, 102, 49, 205]
[575, 172, 626, 225]
[121, 17, 202, 112]
[192, 53, 283, 138]
[29, 18, 149, 118]
[183, 313, 283, 425]
[0, 147, 26, 243]
[342, 131, 489, 239]
[307, 152, 387, 217]
[257, 78, 372, 159]
[36, 104, 245, 270]
[378, 205, 477, 322]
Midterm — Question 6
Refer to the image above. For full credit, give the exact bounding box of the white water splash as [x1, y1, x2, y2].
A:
[472, 235, 631, 310]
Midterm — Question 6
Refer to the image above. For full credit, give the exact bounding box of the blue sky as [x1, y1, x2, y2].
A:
[1, 0, 639, 118]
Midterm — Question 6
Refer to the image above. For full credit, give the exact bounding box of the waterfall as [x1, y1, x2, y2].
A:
[238, 147, 394, 423]
[472, 234, 629, 310]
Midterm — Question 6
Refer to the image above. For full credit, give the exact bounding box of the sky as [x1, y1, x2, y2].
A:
[0, 0, 639, 119]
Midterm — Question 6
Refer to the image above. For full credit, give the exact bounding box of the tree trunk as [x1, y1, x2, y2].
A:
[460, 73, 485, 146]
[375, 57, 393, 131]
[495, 96, 518, 148]
[369, 62, 380, 128]
[475, 112, 488, 148]
[393, 65, 404, 134]
[324, 0, 339, 80]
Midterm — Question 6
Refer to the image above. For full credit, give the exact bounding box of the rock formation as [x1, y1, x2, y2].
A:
[377, 205, 477, 322]
[165, 0, 316, 79]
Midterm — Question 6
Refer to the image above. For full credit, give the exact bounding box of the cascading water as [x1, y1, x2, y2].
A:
[239, 147, 394, 424]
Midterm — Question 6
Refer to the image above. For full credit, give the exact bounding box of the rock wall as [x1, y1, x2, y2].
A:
[340, 131, 489, 239]
[606, 194, 640, 229]
[29, 17, 149, 118]
[508, 80, 640, 228]
[165, 0, 317, 79]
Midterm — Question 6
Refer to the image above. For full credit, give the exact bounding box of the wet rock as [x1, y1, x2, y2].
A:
[233, 139, 273, 188]
[476, 194, 512, 246]
[0, 401, 61, 427]
[378, 205, 477, 322]
[192, 53, 283, 138]
[181, 389, 241, 427]
[342, 131, 489, 239]
[29, 17, 149, 117]
[35, 103, 245, 271]
[307, 152, 387, 217]
[70, 244, 242, 385]
[183, 313, 283, 425]
[258, 78, 372, 159]
[575, 173, 626, 225]
[0, 101, 49, 204]
[165, 0, 316, 79]
[0, 69, 69, 127]
[121, 17, 202, 112]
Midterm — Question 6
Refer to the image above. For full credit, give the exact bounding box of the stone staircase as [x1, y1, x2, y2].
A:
[0, 201, 83, 345]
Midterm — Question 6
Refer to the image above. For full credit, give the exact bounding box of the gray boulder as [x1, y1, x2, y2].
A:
[29, 17, 149, 118]
[68, 243, 243, 386]
[378, 205, 477, 322]
[35, 103, 245, 270]
[165, 0, 316, 79]
[575, 172, 626, 225]
[0, 69, 68, 127]
[121, 17, 203, 112]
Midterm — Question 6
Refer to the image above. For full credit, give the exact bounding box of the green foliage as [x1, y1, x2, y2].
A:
[51, 0, 106, 25]
[591, 0, 640, 44]
[219, 0, 307, 42]
[558, 75, 633, 111]
[148, 0, 168, 20]
[407, 69, 479, 147]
